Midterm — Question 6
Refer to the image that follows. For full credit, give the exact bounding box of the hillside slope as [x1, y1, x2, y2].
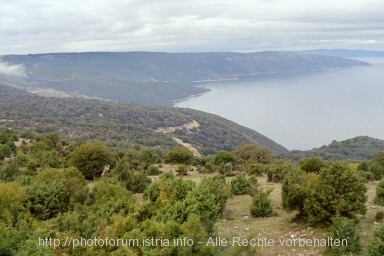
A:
[1, 51, 369, 106]
[284, 136, 384, 161]
[0, 84, 287, 155]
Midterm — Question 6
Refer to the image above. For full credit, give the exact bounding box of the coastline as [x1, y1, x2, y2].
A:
[172, 89, 211, 105]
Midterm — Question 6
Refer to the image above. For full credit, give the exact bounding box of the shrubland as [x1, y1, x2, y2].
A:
[1, 128, 384, 255]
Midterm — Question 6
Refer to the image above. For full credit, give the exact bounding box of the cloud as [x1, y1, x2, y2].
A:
[0, 61, 26, 77]
[0, 0, 383, 54]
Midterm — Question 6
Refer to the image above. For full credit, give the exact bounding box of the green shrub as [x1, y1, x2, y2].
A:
[0, 163, 22, 182]
[112, 160, 152, 193]
[176, 165, 188, 176]
[281, 169, 313, 215]
[233, 143, 271, 164]
[165, 146, 194, 165]
[68, 142, 113, 179]
[300, 157, 325, 174]
[199, 175, 230, 214]
[247, 176, 259, 196]
[357, 161, 369, 172]
[359, 171, 375, 182]
[230, 175, 250, 195]
[329, 217, 361, 255]
[304, 162, 367, 226]
[27, 181, 70, 220]
[375, 211, 384, 222]
[369, 163, 384, 181]
[146, 165, 161, 176]
[374, 179, 384, 206]
[214, 150, 236, 165]
[13, 153, 28, 167]
[200, 167, 214, 174]
[219, 162, 234, 176]
[367, 222, 384, 256]
[247, 163, 266, 176]
[250, 190, 274, 217]
[266, 161, 293, 182]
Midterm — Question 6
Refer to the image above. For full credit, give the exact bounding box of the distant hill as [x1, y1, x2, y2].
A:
[0, 84, 287, 155]
[0, 51, 369, 106]
[284, 136, 384, 161]
[298, 49, 384, 58]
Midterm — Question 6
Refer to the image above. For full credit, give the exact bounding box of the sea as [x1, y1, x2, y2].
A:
[175, 58, 384, 150]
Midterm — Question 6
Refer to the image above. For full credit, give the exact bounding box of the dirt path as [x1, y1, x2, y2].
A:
[155, 120, 200, 134]
[172, 137, 202, 157]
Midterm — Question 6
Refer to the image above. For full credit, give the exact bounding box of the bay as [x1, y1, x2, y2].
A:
[175, 58, 384, 150]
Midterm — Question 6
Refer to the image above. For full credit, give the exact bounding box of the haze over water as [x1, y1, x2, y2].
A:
[175, 58, 384, 150]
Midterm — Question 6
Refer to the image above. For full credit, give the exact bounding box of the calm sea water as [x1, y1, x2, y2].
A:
[175, 58, 384, 150]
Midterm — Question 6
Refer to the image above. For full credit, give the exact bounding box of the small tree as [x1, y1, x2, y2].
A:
[300, 157, 325, 174]
[27, 181, 70, 220]
[165, 146, 194, 165]
[247, 163, 266, 176]
[329, 217, 361, 255]
[0, 182, 27, 224]
[250, 190, 274, 217]
[230, 175, 250, 195]
[282, 169, 317, 216]
[367, 222, 384, 256]
[369, 163, 384, 180]
[68, 141, 113, 179]
[176, 165, 188, 176]
[233, 144, 271, 164]
[267, 161, 293, 182]
[374, 178, 384, 206]
[304, 162, 367, 226]
[214, 150, 236, 166]
[146, 165, 161, 176]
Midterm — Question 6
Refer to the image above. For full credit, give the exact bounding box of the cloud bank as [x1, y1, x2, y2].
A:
[0, 0, 383, 54]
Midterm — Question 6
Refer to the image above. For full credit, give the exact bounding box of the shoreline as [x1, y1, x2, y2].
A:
[172, 89, 211, 105]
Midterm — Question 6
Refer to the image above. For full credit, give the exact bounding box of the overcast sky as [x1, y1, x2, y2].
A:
[1, 0, 383, 55]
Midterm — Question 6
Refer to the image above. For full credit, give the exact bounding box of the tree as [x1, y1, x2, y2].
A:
[33, 167, 88, 207]
[282, 169, 317, 217]
[0, 182, 27, 224]
[369, 163, 384, 180]
[214, 150, 236, 165]
[267, 160, 294, 182]
[165, 146, 194, 165]
[372, 151, 384, 168]
[0, 163, 20, 182]
[304, 162, 367, 226]
[68, 141, 113, 179]
[300, 157, 325, 174]
[27, 181, 70, 220]
[41, 151, 61, 168]
[233, 143, 271, 164]
[0, 144, 12, 160]
[111, 159, 152, 193]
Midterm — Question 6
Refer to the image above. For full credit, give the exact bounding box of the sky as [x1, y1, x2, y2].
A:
[1, 0, 384, 55]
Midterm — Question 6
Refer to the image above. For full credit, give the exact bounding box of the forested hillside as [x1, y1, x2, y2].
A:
[0, 51, 369, 106]
[0, 84, 287, 155]
[284, 136, 384, 161]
